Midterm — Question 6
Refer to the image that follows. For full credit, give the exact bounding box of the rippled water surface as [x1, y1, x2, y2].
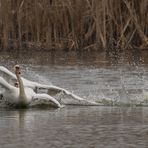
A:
[0, 50, 148, 147]
[1, 107, 148, 148]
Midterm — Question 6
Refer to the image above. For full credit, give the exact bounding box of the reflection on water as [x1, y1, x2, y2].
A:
[1, 50, 148, 147]
[1, 107, 148, 148]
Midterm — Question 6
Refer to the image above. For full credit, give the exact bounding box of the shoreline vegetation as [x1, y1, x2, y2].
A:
[0, 0, 147, 52]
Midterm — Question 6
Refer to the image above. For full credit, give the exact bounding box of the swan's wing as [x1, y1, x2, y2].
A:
[0, 77, 16, 91]
[36, 84, 100, 106]
[0, 66, 38, 90]
[31, 93, 63, 108]
[36, 84, 84, 99]
[0, 66, 17, 85]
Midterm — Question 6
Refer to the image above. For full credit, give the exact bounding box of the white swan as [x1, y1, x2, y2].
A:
[0, 66, 77, 94]
[0, 66, 100, 106]
[0, 66, 40, 91]
[0, 66, 62, 108]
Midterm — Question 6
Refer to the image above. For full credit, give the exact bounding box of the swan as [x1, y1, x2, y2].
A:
[0, 66, 77, 94]
[0, 66, 100, 105]
[0, 66, 40, 91]
[0, 66, 62, 108]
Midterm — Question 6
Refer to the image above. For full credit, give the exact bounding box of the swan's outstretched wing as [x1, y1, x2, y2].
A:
[0, 66, 39, 90]
[36, 84, 100, 106]
[26, 81, 100, 106]
[0, 66, 17, 85]
[0, 77, 16, 91]
[36, 84, 82, 98]
[31, 93, 63, 108]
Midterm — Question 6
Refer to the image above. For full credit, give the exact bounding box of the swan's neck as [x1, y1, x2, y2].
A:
[16, 73, 27, 103]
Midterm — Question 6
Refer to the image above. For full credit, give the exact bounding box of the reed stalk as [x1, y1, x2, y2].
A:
[0, 0, 147, 51]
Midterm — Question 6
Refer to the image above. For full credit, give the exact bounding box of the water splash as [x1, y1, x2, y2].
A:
[1, 63, 148, 107]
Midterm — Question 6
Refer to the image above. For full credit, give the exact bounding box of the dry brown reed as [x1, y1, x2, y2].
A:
[0, 0, 147, 51]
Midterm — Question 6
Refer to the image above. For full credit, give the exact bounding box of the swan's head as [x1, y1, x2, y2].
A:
[14, 82, 19, 88]
[14, 65, 21, 75]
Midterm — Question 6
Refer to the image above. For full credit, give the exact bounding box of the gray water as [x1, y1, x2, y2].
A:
[1, 107, 148, 148]
[0, 50, 148, 147]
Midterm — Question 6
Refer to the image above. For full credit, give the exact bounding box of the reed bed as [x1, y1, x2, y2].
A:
[0, 0, 147, 51]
